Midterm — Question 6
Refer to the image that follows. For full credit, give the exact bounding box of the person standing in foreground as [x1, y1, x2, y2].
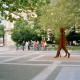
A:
[54, 27, 70, 58]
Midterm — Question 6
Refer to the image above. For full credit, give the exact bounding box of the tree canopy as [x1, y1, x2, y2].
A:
[11, 18, 41, 44]
[0, 0, 50, 22]
[38, 0, 80, 39]
[0, 25, 5, 37]
[67, 31, 80, 42]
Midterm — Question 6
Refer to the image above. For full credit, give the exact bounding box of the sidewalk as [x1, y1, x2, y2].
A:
[0, 46, 9, 52]
[0, 47, 80, 80]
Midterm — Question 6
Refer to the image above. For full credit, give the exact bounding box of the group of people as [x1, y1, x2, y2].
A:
[21, 41, 30, 51]
[33, 41, 47, 51]
[21, 40, 47, 51]
[20, 27, 70, 58]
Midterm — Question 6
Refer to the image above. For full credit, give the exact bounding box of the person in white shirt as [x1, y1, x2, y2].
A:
[25, 41, 28, 50]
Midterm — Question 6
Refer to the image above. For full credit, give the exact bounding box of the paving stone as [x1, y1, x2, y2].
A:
[0, 57, 13, 61]
[62, 62, 80, 65]
[48, 66, 80, 80]
[23, 61, 53, 64]
[5, 54, 39, 63]
[47, 66, 62, 80]
[0, 64, 46, 80]
[0, 47, 80, 80]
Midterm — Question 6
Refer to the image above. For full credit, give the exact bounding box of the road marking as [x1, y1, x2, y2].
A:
[28, 60, 54, 62]
[32, 60, 61, 80]
[63, 61, 80, 62]
[28, 55, 44, 61]
[0, 56, 14, 57]
[60, 65, 80, 66]
[0, 53, 36, 63]
[0, 63, 50, 66]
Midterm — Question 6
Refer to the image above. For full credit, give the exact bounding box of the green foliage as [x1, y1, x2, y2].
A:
[11, 18, 41, 44]
[38, 0, 80, 39]
[33, 19, 48, 40]
[54, 44, 80, 50]
[33, 19, 41, 30]
[0, 0, 50, 21]
[67, 32, 80, 41]
[0, 25, 5, 37]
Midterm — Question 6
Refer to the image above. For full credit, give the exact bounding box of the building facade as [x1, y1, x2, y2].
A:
[4, 21, 15, 46]
[4, 11, 37, 46]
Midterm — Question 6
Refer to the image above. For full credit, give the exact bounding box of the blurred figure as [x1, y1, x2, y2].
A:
[21, 41, 25, 51]
[33, 41, 36, 51]
[37, 41, 39, 51]
[25, 41, 28, 50]
[39, 41, 42, 50]
[28, 41, 30, 50]
[31, 40, 33, 45]
[16, 42, 19, 50]
[42, 41, 45, 50]
[44, 41, 47, 50]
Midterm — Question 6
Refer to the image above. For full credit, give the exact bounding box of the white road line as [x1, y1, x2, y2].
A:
[0, 53, 5, 54]
[0, 56, 14, 57]
[0, 53, 36, 63]
[28, 55, 44, 61]
[0, 63, 50, 66]
[63, 61, 80, 62]
[28, 60, 54, 62]
[32, 60, 61, 80]
[60, 65, 80, 66]
[0, 50, 17, 53]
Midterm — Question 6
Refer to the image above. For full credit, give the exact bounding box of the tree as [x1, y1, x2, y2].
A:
[0, 0, 50, 22]
[34, 18, 52, 41]
[0, 25, 5, 37]
[38, 0, 80, 39]
[67, 32, 80, 41]
[11, 18, 40, 44]
[67, 25, 80, 43]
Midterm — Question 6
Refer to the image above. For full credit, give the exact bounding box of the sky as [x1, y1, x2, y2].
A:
[0, 20, 6, 26]
[0, 11, 6, 26]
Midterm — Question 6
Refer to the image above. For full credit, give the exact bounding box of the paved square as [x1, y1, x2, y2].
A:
[0, 47, 80, 80]
[47, 66, 80, 80]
